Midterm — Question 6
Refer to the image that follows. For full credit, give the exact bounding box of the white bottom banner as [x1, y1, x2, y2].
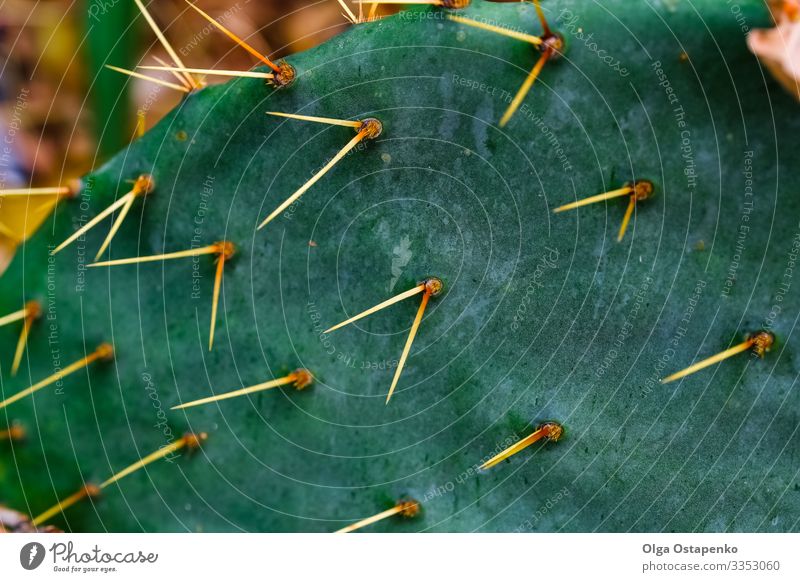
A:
[1, 533, 797, 581]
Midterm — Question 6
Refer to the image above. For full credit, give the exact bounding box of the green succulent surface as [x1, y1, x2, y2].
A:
[1, 0, 799, 532]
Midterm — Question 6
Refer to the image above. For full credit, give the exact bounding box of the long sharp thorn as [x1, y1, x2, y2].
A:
[336, 0, 358, 24]
[33, 435, 204, 524]
[105, 65, 191, 93]
[52, 191, 132, 255]
[94, 193, 136, 261]
[11, 317, 34, 377]
[446, 14, 543, 46]
[325, 284, 425, 333]
[208, 253, 225, 351]
[368, 3, 379, 21]
[552, 186, 634, 213]
[151, 55, 193, 89]
[480, 422, 563, 470]
[139, 65, 273, 79]
[0, 343, 113, 411]
[31, 485, 100, 527]
[499, 50, 551, 128]
[134, 0, 200, 88]
[617, 196, 636, 242]
[258, 130, 368, 230]
[11, 302, 40, 377]
[174, 377, 293, 410]
[100, 432, 207, 489]
[136, 110, 146, 138]
[0, 307, 29, 328]
[335, 500, 419, 533]
[532, 0, 552, 37]
[172, 370, 312, 410]
[0, 186, 72, 197]
[336, 506, 404, 533]
[185, 1, 280, 72]
[386, 290, 430, 404]
[481, 429, 545, 470]
[661, 332, 773, 384]
[266, 111, 362, 128]
[661, 341, 754, 384]
[89, 244, 220, 268]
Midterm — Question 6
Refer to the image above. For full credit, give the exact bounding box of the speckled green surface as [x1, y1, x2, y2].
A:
[1, 0, 798, 532]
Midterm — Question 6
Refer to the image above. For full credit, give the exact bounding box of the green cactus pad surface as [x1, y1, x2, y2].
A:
[1, 0, 798, 532]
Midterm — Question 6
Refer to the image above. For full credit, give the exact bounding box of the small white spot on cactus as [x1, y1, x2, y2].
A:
[389, 235, 412, 292]
[381, 152, 392, 163]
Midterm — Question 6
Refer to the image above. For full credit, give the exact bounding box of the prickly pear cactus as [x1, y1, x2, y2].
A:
[2, 0, 799, 532]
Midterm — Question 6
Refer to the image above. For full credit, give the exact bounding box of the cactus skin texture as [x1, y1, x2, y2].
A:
[1, 0, 798, 532]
